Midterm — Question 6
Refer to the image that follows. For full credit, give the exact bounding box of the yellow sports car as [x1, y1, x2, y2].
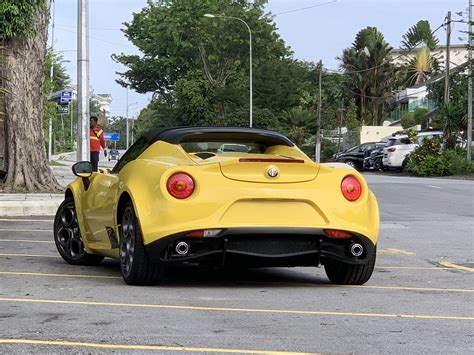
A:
[54, 127, 379, 285]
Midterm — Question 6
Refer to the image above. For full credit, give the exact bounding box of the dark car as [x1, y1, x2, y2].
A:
[333, 142, 381, 170]
[363, 142, 386, 171]
[108, 149, 120, 161]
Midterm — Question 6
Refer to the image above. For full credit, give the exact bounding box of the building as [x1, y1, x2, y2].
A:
[387, 44, 468, 121]
[390, 44, 468, 69]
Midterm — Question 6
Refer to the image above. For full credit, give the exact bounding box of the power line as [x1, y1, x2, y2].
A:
[56, 26, 136, 49]
[273, 0, 338, 16]
[329, 21, 446, 75]
[57, 24, 121, 31]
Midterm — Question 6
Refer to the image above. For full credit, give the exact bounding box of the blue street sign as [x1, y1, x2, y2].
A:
[104, 132, 120, 141]
[60, 90, 73, 104]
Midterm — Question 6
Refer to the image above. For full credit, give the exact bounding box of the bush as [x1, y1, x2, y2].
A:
[401, 112, 416, 129]
[440, 149, 474, 175]
[417, 155, 446, 176]
[407, 144, 474, 177]
[406, 138, 441, 174]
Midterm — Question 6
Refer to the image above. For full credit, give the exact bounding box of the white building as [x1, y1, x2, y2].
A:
[390, 44, 468, 69]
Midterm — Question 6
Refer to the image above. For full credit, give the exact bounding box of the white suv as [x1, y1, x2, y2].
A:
[382, 131, 442, 170]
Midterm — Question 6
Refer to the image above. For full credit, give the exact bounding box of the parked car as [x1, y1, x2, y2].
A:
[382, 131, 442, 170]
[53, 127, 379, 286]
[362, 143, 386, 171]
[108, 149, 120, 161]
[333, 142, 382, 170]
[217, 143, 250, 153]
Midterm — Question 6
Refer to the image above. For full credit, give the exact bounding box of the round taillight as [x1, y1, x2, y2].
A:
[167, 173, 195, 199]
[341, 175, 362, 201]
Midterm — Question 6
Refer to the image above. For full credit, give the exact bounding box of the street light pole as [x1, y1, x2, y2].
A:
[77, 0, 90, 162]
[315, 60, 322, 163]
[204, 14, 252, 127]
[126, 85, 129, 150]
[468, 0, 472, 162]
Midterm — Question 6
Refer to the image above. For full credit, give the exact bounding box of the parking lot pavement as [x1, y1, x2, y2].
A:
[0, 176, 473, 353]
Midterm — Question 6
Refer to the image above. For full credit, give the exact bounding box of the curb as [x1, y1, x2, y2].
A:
[0, 200, 61, 217]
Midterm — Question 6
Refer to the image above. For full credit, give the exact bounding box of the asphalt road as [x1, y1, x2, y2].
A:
[0, 174, 473, 354]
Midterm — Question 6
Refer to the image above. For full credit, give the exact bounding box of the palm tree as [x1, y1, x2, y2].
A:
[402, 20, 439, 50]
[401, 21, 440, 86]
[341, 27, 395, 125]
[280, 107, 315, 146]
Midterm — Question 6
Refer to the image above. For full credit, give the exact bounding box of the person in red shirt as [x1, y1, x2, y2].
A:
[90, 116, 107, 172]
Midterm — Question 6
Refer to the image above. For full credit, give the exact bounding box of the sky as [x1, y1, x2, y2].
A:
[52, 0, 469, 119]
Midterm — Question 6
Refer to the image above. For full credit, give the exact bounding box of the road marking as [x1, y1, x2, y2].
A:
[0, 253, 58, 258]
[0, 339, 316, 354]
[0, 219, 53, 223]
[439, 261, 474, 272]
[379, 248, 416, 255]
[0, 272, 120, 279]
[0, 239, 53, 244]
[0, 271, 471, 293]
[426, 185, 442, 189]
[0, 297, 472, 321]
[0, 229, 50, 233]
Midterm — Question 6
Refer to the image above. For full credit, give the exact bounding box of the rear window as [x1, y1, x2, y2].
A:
[181, 141, 264, 154]
[385, 137, 411, 147]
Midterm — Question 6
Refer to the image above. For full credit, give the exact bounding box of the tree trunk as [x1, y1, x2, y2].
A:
[3, 0, 61, 192]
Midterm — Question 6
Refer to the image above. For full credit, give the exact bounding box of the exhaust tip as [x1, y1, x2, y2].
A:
[350, 243, 364, 257]
[175, 241, 190, 255]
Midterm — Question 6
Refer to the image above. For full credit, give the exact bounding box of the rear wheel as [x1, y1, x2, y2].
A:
[344, 160, 356, 168]
[54, 197, 104, 265]
[324, 245, 376, 285]
[120, 201, 164, 285]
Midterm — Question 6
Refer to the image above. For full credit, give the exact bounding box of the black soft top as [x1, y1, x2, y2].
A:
[141, 127, 294, 147]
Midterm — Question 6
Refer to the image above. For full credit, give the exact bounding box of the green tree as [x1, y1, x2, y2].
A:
[43, 49, 71, 155]
[113, 0, 288, 118]
[112, 0, 318, 131]
[279, 106, 315, 145]
[0, 0, 60, 191]
[401, 20, 439, 50]
[427, 72, 468, 136]
[340, 27, 395, 125]
[400, 21, 440, 87]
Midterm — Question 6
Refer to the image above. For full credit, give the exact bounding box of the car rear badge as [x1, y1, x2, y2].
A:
[267, 167, 279, 178]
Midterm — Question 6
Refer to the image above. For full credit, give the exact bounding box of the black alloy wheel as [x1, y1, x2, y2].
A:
[119, 201, 164, 285]
[54, 197, 104, 265]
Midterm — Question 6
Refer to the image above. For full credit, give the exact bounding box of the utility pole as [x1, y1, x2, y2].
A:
[77, 0, 90, 162]
[315, 60, 322, 162]
[48, 0, 55, 162]
[468, 0, 472, 161]
[444, 11, 451, 104]
[337, 99, 344, 152]
[126, 85, 129, 150]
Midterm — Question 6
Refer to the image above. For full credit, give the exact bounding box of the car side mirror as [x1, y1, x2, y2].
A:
[72, 161, 93, 178]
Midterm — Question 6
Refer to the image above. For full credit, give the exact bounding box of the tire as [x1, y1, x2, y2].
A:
[324, 245, 376, 285]
[119, 201, 164, 285]
[373, 158, 382, 171]
[344, 160, 356, 169]
[54, 197, 104, 265]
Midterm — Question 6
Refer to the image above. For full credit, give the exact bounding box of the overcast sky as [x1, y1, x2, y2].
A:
[52, 0, 469, 119]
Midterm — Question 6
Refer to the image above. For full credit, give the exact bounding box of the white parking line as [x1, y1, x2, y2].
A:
[426, 185, 442, 189]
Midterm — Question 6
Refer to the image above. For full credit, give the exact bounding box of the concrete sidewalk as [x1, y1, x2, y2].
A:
[0, 153, 115, 216]
[0, 193, 63, 216]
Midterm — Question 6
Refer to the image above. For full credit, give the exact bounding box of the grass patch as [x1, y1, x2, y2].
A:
[49, 160, 66, 166]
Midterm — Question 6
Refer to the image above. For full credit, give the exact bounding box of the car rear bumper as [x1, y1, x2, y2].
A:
[144, 227, 376, 267]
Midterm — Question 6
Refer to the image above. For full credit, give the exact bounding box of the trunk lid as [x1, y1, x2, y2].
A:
[218, 156, 319, 183]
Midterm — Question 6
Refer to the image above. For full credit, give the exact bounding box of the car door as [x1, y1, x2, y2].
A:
[81, 172, 120, 250]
